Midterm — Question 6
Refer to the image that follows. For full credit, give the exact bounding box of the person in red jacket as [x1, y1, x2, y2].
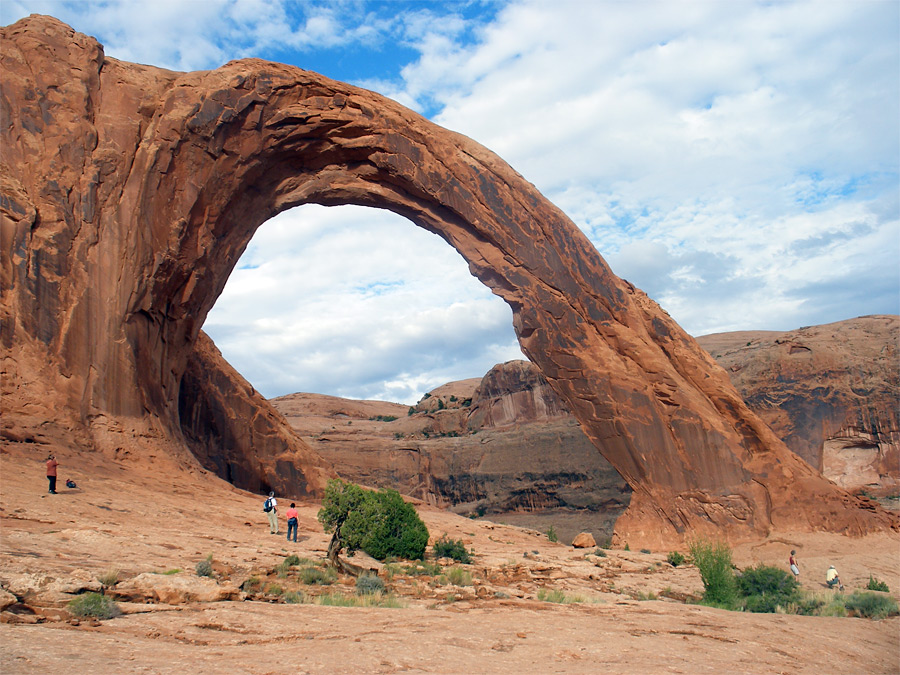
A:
[285, 502, 299, 543]
[46, 454, 58, 494]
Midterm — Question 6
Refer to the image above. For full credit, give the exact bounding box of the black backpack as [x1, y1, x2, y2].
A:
[263, 497, 273, 513]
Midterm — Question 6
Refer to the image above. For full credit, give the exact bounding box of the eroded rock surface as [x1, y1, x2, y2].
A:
[273, 361, 631, 544]
[1, 16, 895, 547]
[696, 315, 899, 494]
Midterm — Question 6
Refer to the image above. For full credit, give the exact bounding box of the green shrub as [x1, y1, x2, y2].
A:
[195, 556, 213, 578]
[403, 560, 443, 576]
[667, 551, 685, 567]
[447, 567, 473, 586]
[266, 583, 283, 596]
[283, 591, 305, 604]
[68, 592, 120, 619]
[283, 554, 301, 567]
[97, 569, 120, 587]
[241, 576, 262, 592]
[866, 576, 890, 592]
[537, 588, 584, 604]
[597, 536, 612, 549]
[298, 566, 336, 585]
[546, 526, 558, 543]
[433, 535, 472, 564]
[318, 479, 429, 561]
[158, 568, 182, 575]
[356, 574, 386, 595]
[640, 548, 652, 554]
[844, 591, 899, 620]
[689, 538, 738, 608]
[737, 564, 799, 597]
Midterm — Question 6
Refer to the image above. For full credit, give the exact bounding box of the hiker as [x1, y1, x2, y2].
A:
[46, 454, 58, 494]
[264, 491, 278, 535]
[286, 502, 299, 543]
[789, 550, 800, 579]
[825, 565, 844, 591]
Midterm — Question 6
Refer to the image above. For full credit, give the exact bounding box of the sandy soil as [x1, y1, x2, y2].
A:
[1, 441, 898, 674]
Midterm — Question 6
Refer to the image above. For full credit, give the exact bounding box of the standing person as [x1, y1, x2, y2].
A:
[285, 502, 299, 543]
[825, 565, 844, 591]
[789, 550, 800, 580]
[264, 491, 278, 535]
[46, 454, 58, 494]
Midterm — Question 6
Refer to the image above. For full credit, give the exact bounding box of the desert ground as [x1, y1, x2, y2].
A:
[1, 441, 898, 675]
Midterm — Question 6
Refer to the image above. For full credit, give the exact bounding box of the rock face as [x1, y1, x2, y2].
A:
[273, 361, 632, 544]
[696, 315, 899, 494]
[1, 16, 895, 547]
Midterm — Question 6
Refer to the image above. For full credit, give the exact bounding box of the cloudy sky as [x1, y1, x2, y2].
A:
[4, 1, 898, 404]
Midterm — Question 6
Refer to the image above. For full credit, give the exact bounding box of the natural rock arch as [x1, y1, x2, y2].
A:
[1, 16, 894, 547]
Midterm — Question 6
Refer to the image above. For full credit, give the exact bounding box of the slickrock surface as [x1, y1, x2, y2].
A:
[2, 16, 894, 547]
[1, 442, 898, 674]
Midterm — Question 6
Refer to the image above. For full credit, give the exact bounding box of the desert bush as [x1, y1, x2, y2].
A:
[843, 591, 899, 620]
[241, 576, 262, 593]
[447, 567, 473, 587]
[283, 554, 301, 567]
[298, 566, 336, 585]
[433, 535, 472, 564]
[404, 560, 442, 576]
[195, 556, 214, 578]
[667, 551, 685, 567]
[266, 583, 283, 596]
[597, 536, 613, 549]
[316, 592, 403, 608]
[356, 574, 386, 595]
[318, 479, 429, 561]
[537, 588, 584, 604]
[97, 569, 120, 587]
[68, 592, 120, 619]
[283, 591, 305, 604]
[546, 526, 558, 543]
[689, 538, 737, 608]
[158, 568, 181, 575]
[635, 590, 657, 601]
[866, 576, 890, 592]
[737, 564, 800, 613]
[640, 548, 652, 554]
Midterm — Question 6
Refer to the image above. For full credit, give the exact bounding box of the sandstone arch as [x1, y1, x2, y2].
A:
[1, 16, 895, 547]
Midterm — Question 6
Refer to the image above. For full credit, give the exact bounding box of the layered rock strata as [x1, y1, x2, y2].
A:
[2, 16, 895, 546]
[274, 361, 632, 544]
[696, 315, 899, 495]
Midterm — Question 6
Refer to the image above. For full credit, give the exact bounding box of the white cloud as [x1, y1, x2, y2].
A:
[204, 206, 523, 403]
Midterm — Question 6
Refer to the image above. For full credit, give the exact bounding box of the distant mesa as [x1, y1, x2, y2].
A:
[1, 15, 896, 547]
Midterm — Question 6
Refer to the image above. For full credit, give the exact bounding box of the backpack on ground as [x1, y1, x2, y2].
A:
[263, 497, 273, 513]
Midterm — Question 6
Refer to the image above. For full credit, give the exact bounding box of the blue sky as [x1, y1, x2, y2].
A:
[3, 1, 898, 404]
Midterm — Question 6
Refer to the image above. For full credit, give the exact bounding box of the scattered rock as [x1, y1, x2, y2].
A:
[571, 533, 596, 548]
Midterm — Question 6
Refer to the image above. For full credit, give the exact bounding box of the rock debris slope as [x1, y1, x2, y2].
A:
[1, 16, 895, 547]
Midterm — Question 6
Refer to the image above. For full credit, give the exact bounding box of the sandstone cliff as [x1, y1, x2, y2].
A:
[696, 315, 899, 495]
[273, 361, 631, 543]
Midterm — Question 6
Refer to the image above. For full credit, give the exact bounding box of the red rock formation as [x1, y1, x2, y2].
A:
[1, 16, 895, 547]
[696, 315, 899, 494]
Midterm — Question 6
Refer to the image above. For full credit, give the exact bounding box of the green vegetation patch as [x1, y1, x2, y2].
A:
[68, 592, 120, 619]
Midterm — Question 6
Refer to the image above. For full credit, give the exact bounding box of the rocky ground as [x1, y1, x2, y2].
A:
[2, 441, 898, 674]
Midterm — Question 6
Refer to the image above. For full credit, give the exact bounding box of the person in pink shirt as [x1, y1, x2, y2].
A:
[46, 454, 58, 494]
[285, 502, 299, 543]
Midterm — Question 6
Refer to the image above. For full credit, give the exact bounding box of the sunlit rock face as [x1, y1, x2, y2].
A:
[697, 315, 899, 496]
[272, 361, 632, 545]
[2, 16, 895, 547]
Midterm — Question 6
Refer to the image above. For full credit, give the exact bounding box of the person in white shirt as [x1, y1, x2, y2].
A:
[265, 491, 278, 535]
[825, 565, 843, 591]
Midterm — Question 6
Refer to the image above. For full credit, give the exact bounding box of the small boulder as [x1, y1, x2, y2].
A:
[112, 573, 240, 604]
[571, 532, 596, 548]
